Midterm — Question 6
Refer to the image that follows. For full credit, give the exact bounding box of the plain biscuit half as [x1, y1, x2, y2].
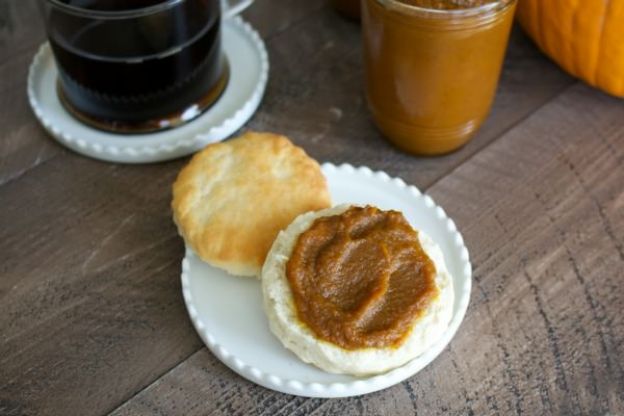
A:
[172, 131, 331, 277]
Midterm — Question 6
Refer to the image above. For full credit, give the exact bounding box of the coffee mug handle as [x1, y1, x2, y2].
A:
[222, 0, 254, 18]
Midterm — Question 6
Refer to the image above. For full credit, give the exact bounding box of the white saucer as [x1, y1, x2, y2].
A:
[181, 163, 472, 398]
[27, 17, 268, 164]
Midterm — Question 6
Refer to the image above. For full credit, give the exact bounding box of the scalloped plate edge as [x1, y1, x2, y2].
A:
[180, 163, 472, 397]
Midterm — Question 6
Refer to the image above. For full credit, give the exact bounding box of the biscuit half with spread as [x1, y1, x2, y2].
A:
[262, 204, 454, 375]
[172, 131, 331, 277]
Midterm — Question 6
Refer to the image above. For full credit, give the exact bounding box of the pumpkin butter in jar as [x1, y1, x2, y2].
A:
[362, 0, 516, 155]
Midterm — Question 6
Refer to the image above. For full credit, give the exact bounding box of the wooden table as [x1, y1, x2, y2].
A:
[2, 0, 623, 414]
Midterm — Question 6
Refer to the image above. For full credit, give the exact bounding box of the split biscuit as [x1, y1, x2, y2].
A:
[172, 131, 331, 277]
[261, 205, 454, 375]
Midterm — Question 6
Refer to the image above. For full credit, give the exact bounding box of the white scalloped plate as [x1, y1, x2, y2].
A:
[181, 163, 471, 397]
[27, 17, 268, 164]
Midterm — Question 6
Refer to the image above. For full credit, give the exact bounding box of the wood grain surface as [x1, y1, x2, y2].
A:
[108, 83, 624, 416]
[1, 0, 623, 415]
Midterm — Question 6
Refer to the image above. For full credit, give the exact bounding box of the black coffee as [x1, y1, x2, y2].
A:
[47, 0, 226, 132]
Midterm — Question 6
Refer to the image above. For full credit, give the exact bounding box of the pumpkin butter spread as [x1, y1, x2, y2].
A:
[285, 206, 439, 350]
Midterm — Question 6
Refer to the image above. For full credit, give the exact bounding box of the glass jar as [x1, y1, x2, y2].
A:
[362, 0, 516, 155]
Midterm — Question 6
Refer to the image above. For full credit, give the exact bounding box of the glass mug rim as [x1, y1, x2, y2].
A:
[47, 0, 187, 19]
[375, 0, 515, 19]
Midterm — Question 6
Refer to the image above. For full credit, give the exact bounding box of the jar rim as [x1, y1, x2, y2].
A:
[375, 0, 515, 18]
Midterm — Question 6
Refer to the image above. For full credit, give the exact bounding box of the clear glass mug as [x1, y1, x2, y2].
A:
[362, 0, 517, 155]
[37, 0, 253, 133]
[331, 0, 361, 20]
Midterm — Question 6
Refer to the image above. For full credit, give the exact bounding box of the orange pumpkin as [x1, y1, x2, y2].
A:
[516, 0, 624, 98]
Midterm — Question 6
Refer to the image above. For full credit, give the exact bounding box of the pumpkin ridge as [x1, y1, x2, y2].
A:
[572, 0, 593, 85]
[516, 0, 624, 98]
[535, 0, 543, 56]
[593, 0, 611, 86]
[568, 0, 580, 81]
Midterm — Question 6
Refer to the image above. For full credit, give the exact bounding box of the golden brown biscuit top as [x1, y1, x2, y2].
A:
[172, 131, 331, 276]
